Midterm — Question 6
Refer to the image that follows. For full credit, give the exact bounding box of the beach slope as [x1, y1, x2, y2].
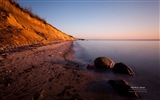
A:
[0, 41, 87, 100]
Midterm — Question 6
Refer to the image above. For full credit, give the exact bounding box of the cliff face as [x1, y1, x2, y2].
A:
[0, 0, 76, 49]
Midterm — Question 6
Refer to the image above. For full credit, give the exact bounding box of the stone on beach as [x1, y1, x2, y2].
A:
[108, 80, 139, 98]
[0, 56, 4, 61]
[1, 53, 8, 58]
[94, 57, 115, 69]
[113, 62, 135, 76]
[87, 64, 95, 70]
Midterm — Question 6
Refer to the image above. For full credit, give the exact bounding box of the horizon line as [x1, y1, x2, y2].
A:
[83, 39, 160, 41]
[18, 0, 159, 3]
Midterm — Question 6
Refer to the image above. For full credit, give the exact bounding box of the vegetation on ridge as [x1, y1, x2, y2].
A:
[9, 0, 47, 24]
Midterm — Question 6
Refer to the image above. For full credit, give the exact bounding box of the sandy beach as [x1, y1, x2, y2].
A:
[0, 41, 94, 100]
[0, 41, 139, 100]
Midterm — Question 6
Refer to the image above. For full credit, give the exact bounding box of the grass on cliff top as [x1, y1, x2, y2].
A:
[9, 0, 47, 24]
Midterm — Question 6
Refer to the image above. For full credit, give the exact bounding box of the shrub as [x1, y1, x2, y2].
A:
[9, 0, 47, 24]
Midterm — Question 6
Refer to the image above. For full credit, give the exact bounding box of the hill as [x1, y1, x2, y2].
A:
[0, 0, 77, 51]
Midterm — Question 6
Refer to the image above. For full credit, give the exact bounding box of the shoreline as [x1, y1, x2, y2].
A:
[0, 41, 86, 100]
[0, 40, 142, 100]
[0, 41, 101, 100]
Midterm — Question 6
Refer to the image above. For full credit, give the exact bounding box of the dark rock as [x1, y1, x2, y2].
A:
[79, 39, 85, 41]
[70, 94, 83, 100]
[108, 80, 139, 98]
[33, 89, 43, 100]
[87, 64, 95, 69]
[4, 77, 13, 87]
[33, 92, 40, 100]
[1, 53, 7, 58]
[113, 62, 135, 76]
[94, 57, 115, 69]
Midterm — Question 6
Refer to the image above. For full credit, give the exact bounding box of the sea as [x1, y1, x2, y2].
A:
[73, 40, 160, 100]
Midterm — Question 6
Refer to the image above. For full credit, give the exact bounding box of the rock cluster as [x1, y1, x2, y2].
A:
[87, 56, 139, 98]
[93, 57, 134, 76]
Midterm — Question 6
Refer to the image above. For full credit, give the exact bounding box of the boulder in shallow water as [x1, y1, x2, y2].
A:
[113, 62, 135, 76]
[94, 57, 115, 69]
[108, 80, 139, 98]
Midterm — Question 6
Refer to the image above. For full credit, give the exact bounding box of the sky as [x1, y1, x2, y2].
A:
[17, 0, 159, 39]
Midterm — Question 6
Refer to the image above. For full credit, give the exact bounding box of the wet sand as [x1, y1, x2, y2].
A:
[0, 41, 137, 100]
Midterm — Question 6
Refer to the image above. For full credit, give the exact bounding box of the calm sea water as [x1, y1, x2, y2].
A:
[73, 40, 160, 100]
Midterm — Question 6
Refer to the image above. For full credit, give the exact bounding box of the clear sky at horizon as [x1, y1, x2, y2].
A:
[17, 0, 159, 39]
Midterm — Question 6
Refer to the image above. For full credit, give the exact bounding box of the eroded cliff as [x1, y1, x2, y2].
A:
[0, 0, 76, 50]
